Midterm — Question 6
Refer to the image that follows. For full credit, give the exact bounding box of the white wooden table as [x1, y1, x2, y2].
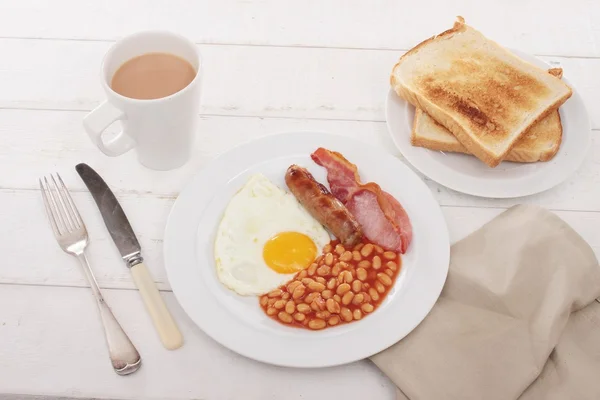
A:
[0, 1, 598, 399]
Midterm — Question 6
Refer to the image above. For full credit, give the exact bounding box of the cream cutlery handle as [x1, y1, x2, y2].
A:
[131, 263, 184, 350]
[77, 253, 142, 375]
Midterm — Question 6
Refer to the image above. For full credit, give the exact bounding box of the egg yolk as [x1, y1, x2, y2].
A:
[263, 231, 317, 274]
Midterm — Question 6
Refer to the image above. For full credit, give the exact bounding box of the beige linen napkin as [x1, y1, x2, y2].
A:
[371, 204, 600, 400]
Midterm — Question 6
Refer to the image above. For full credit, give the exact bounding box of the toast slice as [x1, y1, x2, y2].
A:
[411, 68, 564, 163]
[390, 17, 572, 167]
[412, 108, 562, 162]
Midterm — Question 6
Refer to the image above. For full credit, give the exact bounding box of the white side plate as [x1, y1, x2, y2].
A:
[164, 132, 450, 368]
[385, 50, 591, 198]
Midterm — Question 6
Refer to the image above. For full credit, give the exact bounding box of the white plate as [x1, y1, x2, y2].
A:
[385, 50, 591, 198]
[164, 132, 450, 368]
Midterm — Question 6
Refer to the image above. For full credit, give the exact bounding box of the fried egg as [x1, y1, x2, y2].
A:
[214, 174, 330, 295]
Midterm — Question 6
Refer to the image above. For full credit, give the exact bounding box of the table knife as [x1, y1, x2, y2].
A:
[76, 163, 184, 350]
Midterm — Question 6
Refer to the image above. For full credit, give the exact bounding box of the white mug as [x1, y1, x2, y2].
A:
[84, 31, 202, 170]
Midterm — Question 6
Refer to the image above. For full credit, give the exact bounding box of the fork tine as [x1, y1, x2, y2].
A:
[51, 174, 75, 232]
[40, 178, 60, 237]
[44, 176, 67, 234]
[57, 173, 84, 229]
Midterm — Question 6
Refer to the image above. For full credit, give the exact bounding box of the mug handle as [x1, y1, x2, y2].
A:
[84, 101, 136, 157]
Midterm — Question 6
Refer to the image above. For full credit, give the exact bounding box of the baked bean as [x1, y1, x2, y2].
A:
[338, 270, 353, 284]
[353, 309, 362, 320]
[302, 277, 314, 286]
[340, 307, 353, 322]
[323, 243, 332, 253]
[383, 251, 397, 260]
[352, 293, 364, 305]
[328, 315, 340, 326]
[322, 289, 333, 299]
[294, 312, 306, 322]
[369, 288, 380, 301]
[384, 268, 394, 277]
[267, 307, 277, 316]
[358, 260, 371, 269]
[317, 265, 331, 276]
[260, 296, 268, 307]
[316, 277, 326, 284]
[336, 283, 351, 296]
[374, 245, 384, 254]
[268, 289, 282, 298]
[326, 298, 341, 314]
[316, 311, 331, 320]
[308, 263, 318, 276]
[342, 291, 354, 305]
[308, 281, 326, 292]
[352, 280, 362, 293]
[305, 292, 320, 303]
[292, 284, 306, 299]
[333, 294, 342, 303]
[312, 296, 326, 311]
[361, 303, 374, 313]
[296, 303, 311, 313]
[268, 298, 276, 307]
[331, 263, 341, 276]
[308, 319, 326, 330]
[356, 267, 367, 281]
[287, 281, 301, 293]
[352, 250, 362, 262]
[375, 281, 386, 293]
[361, 292, 371, 303]
[324, 252, 334, 266]
[338, 251, 350, 263]
[360, 243, 374, 257]
[377, 273, 392, 286]
[335, 244, 345, 255]
[386, 261, 398, 271]
[327, 278, 336, 290]
[285, 301, 295, 314]
[298, 270, 308, 279]
[372, 256, 382, 270]
[278, 311, 292, 323]
[274, 299, 286, 309]
[353, 243, 364, 251]
[282, 292, 290, 300]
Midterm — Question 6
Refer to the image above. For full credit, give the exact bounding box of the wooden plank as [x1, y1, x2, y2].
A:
[0, 0, 597, 57]
[0, 109, 599, 212]
[0, 284, 395, 399]
[0, 39, 598, 129]
[1, 186, 598, 289]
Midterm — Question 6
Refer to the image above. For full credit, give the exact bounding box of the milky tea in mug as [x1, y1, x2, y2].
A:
[111, 53, 196, 100]
[83, 31, 202, 170]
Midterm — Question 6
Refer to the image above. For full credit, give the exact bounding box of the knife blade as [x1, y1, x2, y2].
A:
[76, 163, 184, 350]
[75, 163, 142, 266]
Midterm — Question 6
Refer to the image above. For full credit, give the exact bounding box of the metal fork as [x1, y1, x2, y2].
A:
[39, 173, 141, 375]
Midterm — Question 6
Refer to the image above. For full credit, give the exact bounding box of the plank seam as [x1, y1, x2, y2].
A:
[0, 35, 598, 59]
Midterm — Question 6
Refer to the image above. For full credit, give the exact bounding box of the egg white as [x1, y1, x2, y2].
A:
[214, 173, 331, 296]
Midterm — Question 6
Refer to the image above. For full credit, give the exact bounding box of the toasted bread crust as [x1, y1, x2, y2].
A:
[391, 17, 572, 167]
[390, 17, 466, 90]
[411, 108, 564, 163]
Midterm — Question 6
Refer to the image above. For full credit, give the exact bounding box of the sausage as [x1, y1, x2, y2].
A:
[285, 165, 363, 247]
